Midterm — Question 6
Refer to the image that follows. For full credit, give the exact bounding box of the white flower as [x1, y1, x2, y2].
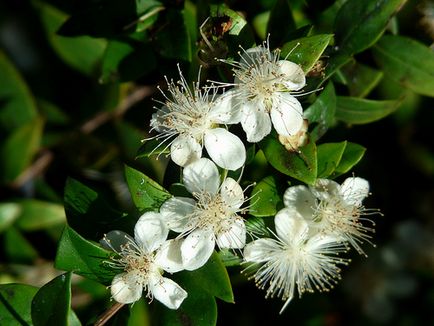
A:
[149, 69, 246, 170]
[283, 177, 375, 255]
[219, 41, 305, 142]
[160, 158, 247, 270]
[101, 213, 187, 309]
[244, 207, 348, 314]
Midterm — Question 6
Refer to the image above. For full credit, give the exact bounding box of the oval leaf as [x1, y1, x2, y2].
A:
[332, 142, 366, 177]
[317, 141, 347, 178]
[0, 284, 38, 325]
[250, 176, 283, 217]
[340, 60, 383, 98]
[16, 200, 65, 231]
[266, 0, 296, 48]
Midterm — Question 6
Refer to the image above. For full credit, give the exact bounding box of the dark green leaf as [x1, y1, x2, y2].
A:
[304, 82, 336, 141]
[332, 142, 366, 177]
[31, 273, 72, 326]
[334, 0, 407, 55]
[125, 165, 171, 213]
[218, 249, 242, 267]
[260, 134, 317, 185]
[281, 34, 333, 72]
[136, 138, 170, 159]
[372, 35, 434, 97]
[0, 203, 20, 233]
[55, 226, 114, 284]
[246, 216, 270, 237]
[0, 51, 38, 132]
[250, 176, 282, 217]
[317, 141, 347, 178]
[336, 96, 401, 124]
[15, 200, 65, 231]
[266, 0, 296, 48]
[37, 99, 69, 126]
[1, 118, 43, 183]
[340, 60, 383, 97]
[4, 227, 38, 263]
[36, 1, 107, 76]
[0, 283, 38, 325]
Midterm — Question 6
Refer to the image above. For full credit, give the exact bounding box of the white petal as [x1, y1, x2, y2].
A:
[274, 207, 309, 244]
[181, 229, 215, 271]
[277, 60, 306, 91]
[340, 177, 369, 206]
[220, 177, 244, 210]
[100, 230, 134, 252]
[204, 128, 246, 171]
[270, 93, 303, 137]
[216, 218, 246, 249]
[310, 178, 340, 200]
[240, 101, 272, 143]
[209, 90, 242, 124]
[283, 185, 316, 218]
[155, 239, 184, 273]
[243, 238, 281, 263]
[170, 135, 202, 167]
[183, 158, 220, 195]
[150, 106, 170, 133]
[240, 46, 272, 66]
[134, 212, 168, 253]
[111, 273, 143, 304]
[160, 197, 196, 232]
[149, 275, 187, 309]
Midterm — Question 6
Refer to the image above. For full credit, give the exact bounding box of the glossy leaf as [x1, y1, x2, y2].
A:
[55, 226, 114, 284]
[15, 200, 65, 231]
[332, 142, 366, 177]
[373, 35, 434, 97]
[0, 203, 20, 233]
[124, 165, 171, 213]
[0, 283, 38, 325]
[340, 60, 383, 97]
[266, 0, 296, 48]
[336, 96, 401, 124]
[31, 273, 72, 326]
[316, 141, 347, 178]
[0, 51, 38, 132]
[0, 118, 43, 183]
[36, 1, 107, 76]
[334, 0, 407, 55]
[250, 176, 282, 217]
[281, 34, 333, 72]
[260, 134, 317, 185]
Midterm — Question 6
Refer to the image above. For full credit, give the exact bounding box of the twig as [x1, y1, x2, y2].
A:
[11, 150, 54, 189]
[94, 302, 125, 326]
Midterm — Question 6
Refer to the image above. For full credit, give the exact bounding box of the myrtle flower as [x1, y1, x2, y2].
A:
[101, 214, 187, 309]
[244, 207, 348, 314]
[284, 177, 376, 255]
[219, 41, 305, 142]
[149, 69, 246, 171]
[159, 157, 247, 270]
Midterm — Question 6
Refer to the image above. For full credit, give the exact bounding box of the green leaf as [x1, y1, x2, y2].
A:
[332, 142, 366, 177]
[15, 200, 65, 231]
[246, 216, 270, 237]
[136, 139, 170, 158]
[4, 227, 38, 263]
[1, 118, 43, 183]
[336, 96, 401, 124]
[334, 0, 407, 55]
[266, 0, 296, 48]
[304, 82, 336, 141]
[0, 283, 38, 325]
[0, 51, 38, 132]
[250, 176, 282, 217]
[316, 141, 347, 178]
[260, 134, 317, 185]
[124, 165, 171, 213]
[281, 34, 333, 72]
[340, 61, 383, 98]
[36, 1, 107, 76]
[0, 203, 20, 233]
[31, 273, 72, 326]
[218, 249, 242, 267]
[209, 4, 248, 36]
[55, 226, 114, 284]
[372, 35, 434, 97]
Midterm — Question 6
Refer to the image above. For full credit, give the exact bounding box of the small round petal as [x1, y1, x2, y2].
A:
[240, 101, 272, 142]
[275, 208, 309, 244]
[340, 177, 369, 206]
[160, 197, 196, 232]
[243, 238, 281, 263]
[155, 239, 184, 273]
[181, 229, 215, 271]
[270, 93, 303, 137]
[216, 218, 246, 249]
[209, 90, 242, 124]
[220, 177, 244, 210]
[310, 178, 340, 200]
[149, 275, 187, 309]
[183, 158, 220, 195]
[204, 128, 246, 171]
[170, 135, 202, 167]
[100, 230, 134, 252]
[277, 60, 306, 91]
[283, 185, 316, 218]
[134, 212, 168, 253]
[111, 273, 143, 304]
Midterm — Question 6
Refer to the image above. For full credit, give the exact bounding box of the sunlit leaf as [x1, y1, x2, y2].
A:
[317, 141, 347, 178]
[0, 283, 38, 325]
[0, 203, 20, 233]
[15, 200, 65, 231]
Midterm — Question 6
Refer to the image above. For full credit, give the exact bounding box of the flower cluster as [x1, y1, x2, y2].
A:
[102, 39, 378, 313]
